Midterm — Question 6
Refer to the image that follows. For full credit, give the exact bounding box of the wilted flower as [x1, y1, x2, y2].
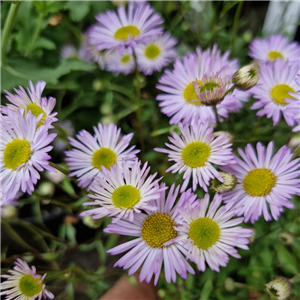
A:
[265, 276, 292, 300]
[232, 61, 260, 91]
[211, 172, 237, 193]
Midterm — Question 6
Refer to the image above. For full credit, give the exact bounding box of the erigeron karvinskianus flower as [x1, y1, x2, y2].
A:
[249, 34, 300, 64]
[192, 72, 232, 106]
[164, 193, 253, 272]
[155, 120, 235, 192]
[80, 159, 165, 222]
[135, 32, 177, 75]
[221, 142, 300, 223]
[1, 110, 56, 199]
[265, 276, 292, 300]
[104, 184, 196, 284]
[65, 123, 139, 188]
[0, 258, 54, 300]
[89, 2, 163, 53]
[251, 59, 299, 127]
[232, 61, 260, 91]
[2, 81, 57, 126]
[210, 172, 237, 193]
[105, 48, 135, 75]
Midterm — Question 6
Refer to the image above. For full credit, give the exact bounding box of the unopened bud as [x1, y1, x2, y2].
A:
[232, 61, 260, 91]
[211, 172, 237, 193]
[82, 215, 103, 229]
[278, 230, 295, 246]
[93, 79, 104, 92]
[48, 14, 62, 26]
[212, 131, 234, 144]
[265, 276, 292, 300]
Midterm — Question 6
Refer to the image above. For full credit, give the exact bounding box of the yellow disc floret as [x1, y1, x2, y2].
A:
[271, 84, 296, 106]
[112, 185, 140, 209]
[4, 139, 31, 170]
[19, 274, 43, 297]
[92, 148, 117, 170]
[243, 168, 277, 196]
[188, 217, 220, 250]
[121, 55, 131, 64]
[114, 25, 140, 40]
[26, 103, 46, 127]
[183, 80, 202, 105]
[182, 142, 211, 168]
[141, 213, 177, 248]
[268, 51, 284, 61]
[145, 44, 161, 59]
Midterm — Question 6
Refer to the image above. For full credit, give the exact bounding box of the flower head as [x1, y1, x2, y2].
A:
[155, 120, 235, 192]
[80, 159, 164, 222]
[0, 258, 54, 300]
[1, 110, 56, 199]
[65, 123, 139, 187]
[251, 59, 299, 126]
[106, 49, 135, 75]
[265, 276, 292, 300]
[249, 34, 300, 63]
[166, 193, 252, 272]
[89, 2, 163, 52]
[232, 61, 260, 91]
[104, 183, 196, 284]
[221, 142, 300, 223]
[135, 32, 177, 75]
[2, 81, 57, 126]
[210, 172, 237, 193]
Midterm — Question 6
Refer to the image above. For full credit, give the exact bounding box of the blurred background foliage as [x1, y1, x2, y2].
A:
[1, 1, 300, 299]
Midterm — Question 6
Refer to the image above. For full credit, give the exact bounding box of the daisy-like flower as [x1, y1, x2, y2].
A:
[104, 183, 196, 284]
[65, 123, 139, 188]
[80, 160, 165, 222]
[106, 49, 135, 75]
[221, 142, 300, 223]
[61, 44, 78, 59]
[251, 59, 299, 126]
[0, 258, 54, 300]
[89, 2, 163, 52]
[155, 120, 235, 192]
[2, 81, 57, 126]
[249, 34, 300, 63]
[165, 193, 252, 272]
[156, 45, 247, 125]
[135, 32, 177, 75]
[1, 111, 57, 198]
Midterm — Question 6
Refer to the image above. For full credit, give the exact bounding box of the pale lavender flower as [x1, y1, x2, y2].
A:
[155, 120, 235, 192]
[61, 44, 78, 59]
[1, 111, 56, 199]
[80, 160, 165, 222]
[251, 60, 299, 126]
[221, 142, 300, 223]
[135, 32, 177, 75]
[89, 2, 163, 52]
[0, 258, 54, 299]
[165, 193, 253, 272]
[2, 81, 57, 125]
[65, 123, 139, 188]
[106, 49, 135, 75]
[104, 183, 196, 284]
[249, 34, 300, 63]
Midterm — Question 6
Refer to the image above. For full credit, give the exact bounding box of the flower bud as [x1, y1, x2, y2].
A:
[211, 172, 237, 193]
[212, 131, 234, 144]
[278, 230, 295, 246]
[232, 61, 260, 91]
[82, 215, 103, 229]
[265, 276, 292, 300]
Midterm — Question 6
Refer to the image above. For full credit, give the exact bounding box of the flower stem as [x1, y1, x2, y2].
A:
[49, 162, 69, 176]
[231, 1, 243, 50]
[1, 2, 21, 67]
[212, 105, 219, 127]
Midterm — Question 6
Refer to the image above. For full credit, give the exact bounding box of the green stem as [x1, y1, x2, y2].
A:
[1, 2, 21, 66]
[49, 162, 69, 176]
[25, 12, 43, 56]
[212, 105, 219, 127]
[231, 1, 243, 49]
[132, 51, 145, 159]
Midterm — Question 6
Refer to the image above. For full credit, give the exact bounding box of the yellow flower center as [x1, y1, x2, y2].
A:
[243, 168, 277, 196]
[183, 80, 202, 105]
[271, 84, 296, 106]
[4, 139, 31, 169]
[19, 274, 43, 297]
[268, 51, 284, 60]
[188, 217, 220, 250]
[182, 142, 211, 168]
[114, 25, 140, 40]
[121, 54, 131, 64]
[144, 44, 161, 59]
[112, 185, 140, 209]
[141, 213, 177, 248]
[92, 148, 117, 170]
[26, 103, 46, 127]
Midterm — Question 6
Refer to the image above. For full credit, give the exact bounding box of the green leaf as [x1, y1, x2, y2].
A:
[276, 243, 298, 274]
[33, 1, 67, 15]
[31, 36, 56, 51]
[66, 1, 90, 22]
[200, 279, 213, 300]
